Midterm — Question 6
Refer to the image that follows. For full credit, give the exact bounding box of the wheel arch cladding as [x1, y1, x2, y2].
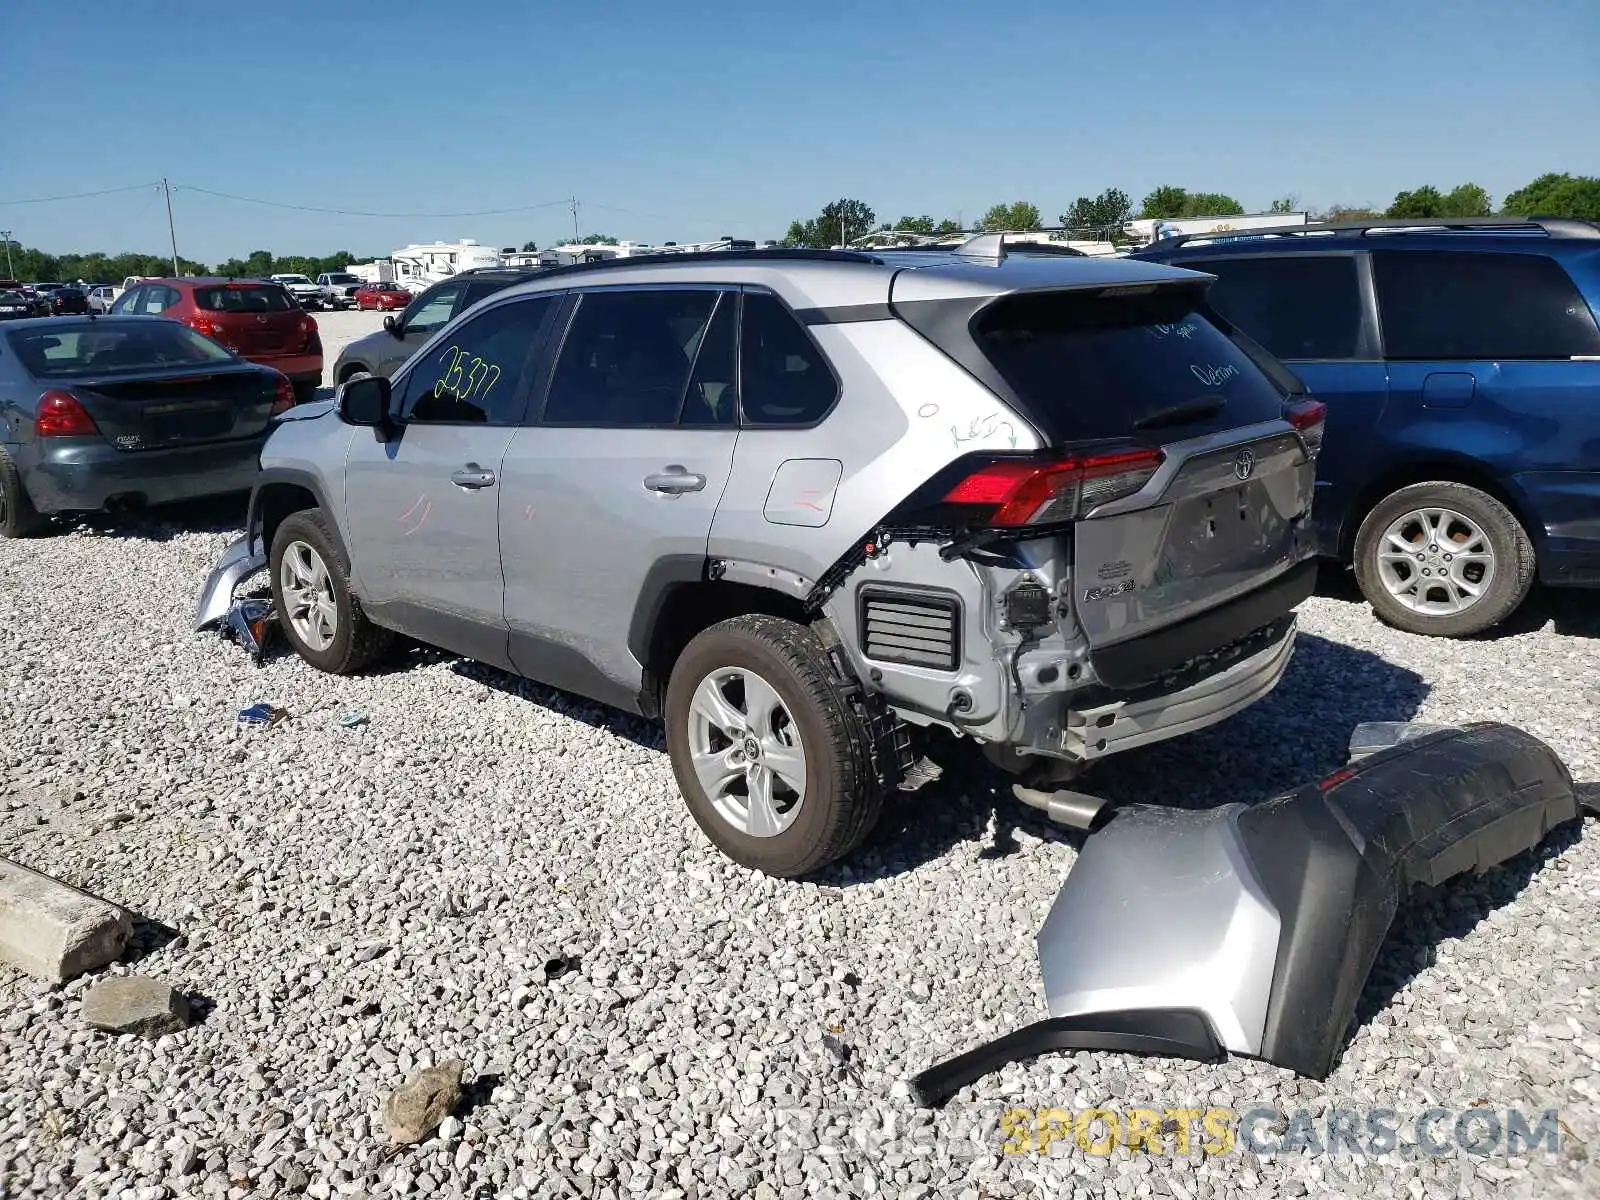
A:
[250, 470, 348, 568]
[631, 559, 811, 718]
[1344, 458, 1541, 559]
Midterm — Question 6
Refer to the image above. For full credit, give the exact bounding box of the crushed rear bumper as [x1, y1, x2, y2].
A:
[194, 535, 267, 631]
[909, 721, 1587, 1106]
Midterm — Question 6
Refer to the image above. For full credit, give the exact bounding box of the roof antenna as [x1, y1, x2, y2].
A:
[955, 232, 1007, 262]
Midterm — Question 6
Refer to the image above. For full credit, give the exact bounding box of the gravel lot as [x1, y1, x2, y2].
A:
[1, 492, 1597, 1197]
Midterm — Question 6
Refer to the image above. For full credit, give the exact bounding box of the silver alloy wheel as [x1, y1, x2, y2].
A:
[687, 666, 808, 838]
[279, 539, 338, 652]
[1374, 507, 1496, 616]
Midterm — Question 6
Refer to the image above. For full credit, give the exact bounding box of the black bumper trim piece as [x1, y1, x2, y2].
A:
[908, 1009, 1224, 1109]
[1089, 557, 1317, 690]
[1237, 721, 1581, 1079]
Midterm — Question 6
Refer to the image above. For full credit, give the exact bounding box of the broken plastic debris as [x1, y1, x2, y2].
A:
[338, 711, 370, 729]
[237, 703, 290, 727]
[543, 955, 580, 980]
[221, 597, 278, 666]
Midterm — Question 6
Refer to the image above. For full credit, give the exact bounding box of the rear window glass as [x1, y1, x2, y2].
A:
[193, 285, 294, 313]
[1373, 251, 1600, 359]
[973, 286, 1290, 442]
[7, 325, 235, 376]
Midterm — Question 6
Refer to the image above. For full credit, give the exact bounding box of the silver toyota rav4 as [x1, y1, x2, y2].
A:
[197, 240, 1325, 877]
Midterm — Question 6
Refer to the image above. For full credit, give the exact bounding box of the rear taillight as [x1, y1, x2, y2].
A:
[187, 314, 221, 338]
[35, 390, 98, 438]
[270, 373, 295, 415]
[1284, 398, 1326, 459]
[943, 447, 1164, 526]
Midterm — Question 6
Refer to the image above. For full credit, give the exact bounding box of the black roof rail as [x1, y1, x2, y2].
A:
[509, 247, 887, 283]
[1145, 214, 1600, 251]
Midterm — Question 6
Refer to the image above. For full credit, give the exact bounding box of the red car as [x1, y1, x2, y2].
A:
[354, 281, 411, 311]
[111, 278, 323, 402]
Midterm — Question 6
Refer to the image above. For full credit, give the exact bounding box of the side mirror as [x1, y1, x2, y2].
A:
[383, 314, 402, 338]
[337, 375, 392, 430]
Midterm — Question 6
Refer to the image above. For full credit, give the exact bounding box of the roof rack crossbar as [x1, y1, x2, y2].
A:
[1147, 214, 1600, 250]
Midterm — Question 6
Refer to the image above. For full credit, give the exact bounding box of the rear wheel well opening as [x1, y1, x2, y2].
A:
[256, 483, 319, 557]
[1341, 461, 1538, 561]
[641, 582, 811, 718]
[337, 362, 372, 383]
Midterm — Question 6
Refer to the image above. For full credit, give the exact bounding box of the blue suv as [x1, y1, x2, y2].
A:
[1134, 216, 1600, 637]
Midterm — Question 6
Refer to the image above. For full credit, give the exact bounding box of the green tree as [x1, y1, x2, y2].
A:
[1315, 205, 1380, 223]
[1501, 173, 1600, 220]
[782, 199, 877, 246]
[521, 240, 538, 252]
[979, 201, 1041, 231]
[933, 218, 964, 235]
[890, 214, 936, 235]
[582, 234, 620, 245]
[1440, 183, 1492, 217]
[1061, 188, 1132, 234]
[1269, 196, 1297, 214]
[1386, 186, 1444, 218]
[1139, 186, 1190, 219]
[1183, 192, 1245, 217]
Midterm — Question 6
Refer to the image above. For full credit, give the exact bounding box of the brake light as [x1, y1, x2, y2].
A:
[943, 447, 1164, 526]
[35, 390, 98, 437]
[270, 373, 295, 415]
[1284, 398, 1326, 459]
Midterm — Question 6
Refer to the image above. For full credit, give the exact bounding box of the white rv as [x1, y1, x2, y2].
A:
[387, 239, 505, 292]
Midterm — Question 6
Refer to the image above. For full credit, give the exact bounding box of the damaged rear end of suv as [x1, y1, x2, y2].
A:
[792, 247, 1324, 841]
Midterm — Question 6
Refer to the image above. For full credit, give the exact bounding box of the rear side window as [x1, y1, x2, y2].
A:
[543, 289, 720, 426]
[739, 291, 837, 425]
[1194, 256, 1365, 360]
[973, 286, 1290, 442]
[1373, 251, 1600, 359]
[192, 285, 293, 313]
[398, 295, 560, 426]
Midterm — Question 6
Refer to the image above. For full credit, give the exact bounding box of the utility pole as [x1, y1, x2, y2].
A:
[570, 196, 580, 245]
[0, 230, 12, 278]
[161, 179, 181, 276]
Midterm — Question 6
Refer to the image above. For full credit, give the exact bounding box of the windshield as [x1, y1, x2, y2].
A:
[192, 285, 294, 313]
[278, 276, 312, 284]
[327, 274, 360, 284]
[0, 291, 26, 304]
[8, 324, 236, 377]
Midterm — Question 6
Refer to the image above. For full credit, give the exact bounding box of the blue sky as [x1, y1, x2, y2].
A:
[1, 0, 1594, 263]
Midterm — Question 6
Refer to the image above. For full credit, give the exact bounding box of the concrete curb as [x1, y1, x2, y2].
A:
[0, 857, 132, 982]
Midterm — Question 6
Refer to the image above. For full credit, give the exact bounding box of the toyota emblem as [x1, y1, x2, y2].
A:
[1233, 448, 1256, 481]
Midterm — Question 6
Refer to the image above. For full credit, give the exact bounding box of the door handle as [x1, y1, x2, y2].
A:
[450, 463, 496, 489]
[644, 466, 707, 494]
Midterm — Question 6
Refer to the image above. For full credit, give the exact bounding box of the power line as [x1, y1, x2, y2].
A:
[172, 184, 574, 220]
[0, 182, 161, 207]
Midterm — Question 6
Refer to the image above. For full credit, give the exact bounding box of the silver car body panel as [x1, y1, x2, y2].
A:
[193, 535, 267, 630]
[1036, 802, 1280, 1055]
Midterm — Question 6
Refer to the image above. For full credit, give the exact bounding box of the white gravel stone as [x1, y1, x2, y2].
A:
[1, 513, 1597, 1199]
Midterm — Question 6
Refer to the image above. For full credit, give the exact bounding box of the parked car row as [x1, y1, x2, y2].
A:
[0, 281, 96, 317]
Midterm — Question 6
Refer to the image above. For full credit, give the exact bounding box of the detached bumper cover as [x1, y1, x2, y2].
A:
[194, 535, 267, 631]
[910, 722, 1582, 1106]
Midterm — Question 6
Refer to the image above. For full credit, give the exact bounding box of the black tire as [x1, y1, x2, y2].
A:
[664, 614, 883, 878]
[1352, 481, 1535, 637]
[268, 509, 391, 673]
[292, 381, 319, 406]
[0, 447, 45, 538]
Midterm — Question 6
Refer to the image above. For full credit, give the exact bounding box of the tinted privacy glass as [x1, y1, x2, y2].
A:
[740, 291, 837, 425]
[681, 292, 738, 426]
[9, 325, 234, 376]
[1196, 256, 1364, 359]
[1374, 251, 1600, 359]
[974, 286, 1289, 442]
[543, 289, 719, 425]
[398, 296, 558, 425]
[192, 285, 293, 312]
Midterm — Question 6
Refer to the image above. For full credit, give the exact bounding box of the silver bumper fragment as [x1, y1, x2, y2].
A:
[194, 535, 267, 631]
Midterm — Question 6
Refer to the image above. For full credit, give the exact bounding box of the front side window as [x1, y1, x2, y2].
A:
[111, 287, 142, 314]
[1195, 255, 1365, 360]
[542, 289, 721, 426]
[397, 295, 559, 426]
[739, 290, 838, 425]
[1373, 250, 1600, 359]
[137, 286, 179, 315]
[401, 282, 466, 338]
